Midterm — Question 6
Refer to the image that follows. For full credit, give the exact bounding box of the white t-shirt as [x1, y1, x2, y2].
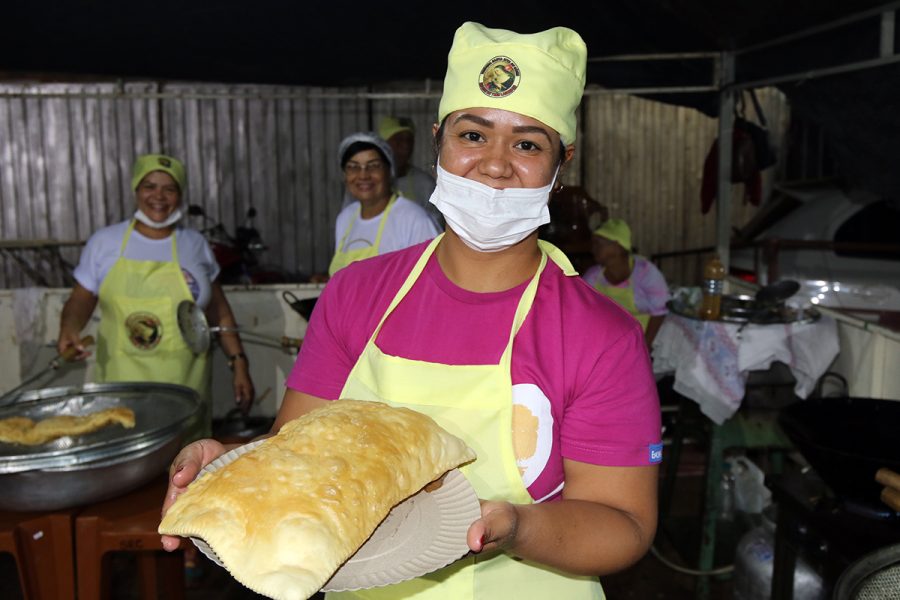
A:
[333, 196, 440, 255]
[73, 220, 220, 309]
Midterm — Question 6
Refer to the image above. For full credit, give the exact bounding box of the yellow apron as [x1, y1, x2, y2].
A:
[96, 221, 211, 440]
[330, 234, 604, 600]
[593, 258, 650, 330]
[328, 194, 398, 276]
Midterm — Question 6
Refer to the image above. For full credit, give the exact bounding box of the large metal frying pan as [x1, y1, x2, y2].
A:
[176, 300, 301, 354]
[0, 382, 199, 510]
[778, 395, 900, 508]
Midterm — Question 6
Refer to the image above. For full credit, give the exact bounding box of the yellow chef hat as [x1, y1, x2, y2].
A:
[438, 22, 587, 144]
[378, 116, 414, 141]
[131, 154, 186, 192]
[593, 219, 632, 252]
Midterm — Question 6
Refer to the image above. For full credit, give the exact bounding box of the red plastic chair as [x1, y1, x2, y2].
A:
[75, 475, 185, 600]
[0, 509, 76, 600]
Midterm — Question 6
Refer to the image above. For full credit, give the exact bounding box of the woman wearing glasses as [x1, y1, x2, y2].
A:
[328, 132, 439, 276]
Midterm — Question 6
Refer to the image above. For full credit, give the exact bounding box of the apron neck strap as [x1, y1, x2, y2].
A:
[121, 220, 178, 259]
[367, 232, 443, 343]
[537, 239, 578, 276]
[337, 193, 398, 253]
[365, 234, 560, 367]
[502, 250, 548, 362]
[120, 220, 137, 255]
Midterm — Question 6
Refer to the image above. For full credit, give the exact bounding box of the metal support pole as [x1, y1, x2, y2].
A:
[715, 53, 736, 271]
[881, 10, 896, 58]
[697, 423, 726, 600]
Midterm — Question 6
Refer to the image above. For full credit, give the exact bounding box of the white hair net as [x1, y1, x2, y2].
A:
[337, 132, 396, 178]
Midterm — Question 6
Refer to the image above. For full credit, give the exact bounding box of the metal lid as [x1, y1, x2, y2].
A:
[0, 382, 199, 473]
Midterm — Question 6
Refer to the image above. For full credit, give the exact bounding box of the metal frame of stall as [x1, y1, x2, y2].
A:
[589, 3, 900, 598]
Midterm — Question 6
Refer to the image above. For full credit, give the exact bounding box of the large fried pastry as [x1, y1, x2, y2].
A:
[158, 399, 476, 600]
[0, 407, 135, 445]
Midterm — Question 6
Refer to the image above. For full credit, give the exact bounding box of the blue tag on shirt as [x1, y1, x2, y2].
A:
[649, 443, 663, 464]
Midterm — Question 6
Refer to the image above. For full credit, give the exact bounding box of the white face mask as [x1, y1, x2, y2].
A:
[134, 208, 183, 230]
[429, 163, 556, 253]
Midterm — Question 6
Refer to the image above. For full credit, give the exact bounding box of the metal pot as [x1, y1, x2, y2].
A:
[0, 382, 199, 511]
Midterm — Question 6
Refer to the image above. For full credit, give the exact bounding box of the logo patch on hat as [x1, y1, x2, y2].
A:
[157, 157, 171, 167]
[479, 56, 520, 98]
[125, 312, 163, 350]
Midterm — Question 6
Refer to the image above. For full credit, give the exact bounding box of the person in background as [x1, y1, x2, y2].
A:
[164, 22, 660, 598]
[582, 218, 669, 348]
[329, 131, 439, 276]
[57, 154, 255, 441]
[378, 115, 443, 227]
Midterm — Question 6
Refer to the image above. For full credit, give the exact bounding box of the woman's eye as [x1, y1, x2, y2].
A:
[517, 140, 541, 152]
[460, 131, 483, 142]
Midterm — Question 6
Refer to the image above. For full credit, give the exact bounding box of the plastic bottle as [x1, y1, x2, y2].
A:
[699, 255, 726, 320]
[718, 464, 736, 522]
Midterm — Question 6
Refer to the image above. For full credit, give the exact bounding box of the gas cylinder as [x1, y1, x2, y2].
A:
[733, 505, 826, 600]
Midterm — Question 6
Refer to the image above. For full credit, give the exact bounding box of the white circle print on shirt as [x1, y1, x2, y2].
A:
[511, 383, 554, 487]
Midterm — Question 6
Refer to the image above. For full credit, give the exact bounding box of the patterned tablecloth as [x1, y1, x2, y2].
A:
[652, 313, 840, 424]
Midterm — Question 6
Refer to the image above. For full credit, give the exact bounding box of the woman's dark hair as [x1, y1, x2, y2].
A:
[340, 142, 390, 169]
[433, 117, 568, 167]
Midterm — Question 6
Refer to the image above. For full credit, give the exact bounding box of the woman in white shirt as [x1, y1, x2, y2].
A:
[328, 132, 439, 276]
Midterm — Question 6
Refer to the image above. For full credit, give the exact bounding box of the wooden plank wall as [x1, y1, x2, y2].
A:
[0, 81, 786, 288]
[582, 87, 789, 286]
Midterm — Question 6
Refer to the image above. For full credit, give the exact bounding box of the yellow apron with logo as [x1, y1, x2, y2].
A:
[593, 258, 650, 330]
[329, 234, 604, 600]
[96, 221, 211, 439]
[328, 194, 398, 276]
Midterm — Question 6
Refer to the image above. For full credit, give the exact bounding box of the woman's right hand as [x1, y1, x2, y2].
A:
[56, 329, 91, 360]
[160, 438, 228, 551]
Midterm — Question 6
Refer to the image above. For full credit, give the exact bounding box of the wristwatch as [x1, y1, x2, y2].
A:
[227, 352, 248, 371]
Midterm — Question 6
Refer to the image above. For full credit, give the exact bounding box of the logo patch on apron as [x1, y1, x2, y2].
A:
[479, 56, 520, 98]
[125, 312, 163, 349]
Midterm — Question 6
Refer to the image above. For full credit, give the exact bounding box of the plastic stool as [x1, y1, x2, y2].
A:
[0, 509, 75, 600]
[75, 475, 185, 600]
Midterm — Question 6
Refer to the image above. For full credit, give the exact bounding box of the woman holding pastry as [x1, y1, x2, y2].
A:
[162, 22, 661, 598]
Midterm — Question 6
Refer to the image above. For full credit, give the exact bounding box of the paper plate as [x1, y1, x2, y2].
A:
[190, 439, 480, 593]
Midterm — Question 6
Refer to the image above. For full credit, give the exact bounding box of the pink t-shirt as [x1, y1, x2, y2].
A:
[287, 242, 662, 502]
[582, 255, 670, 316]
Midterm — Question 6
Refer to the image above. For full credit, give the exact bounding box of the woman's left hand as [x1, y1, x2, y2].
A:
[232, 365, 255, 414]
[467, 500, 520, 553]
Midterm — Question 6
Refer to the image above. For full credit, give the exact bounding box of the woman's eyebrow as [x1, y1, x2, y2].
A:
[512, 125, 552, 143]
[452, 114, 552, 144]
[453, 113, 493, 128]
